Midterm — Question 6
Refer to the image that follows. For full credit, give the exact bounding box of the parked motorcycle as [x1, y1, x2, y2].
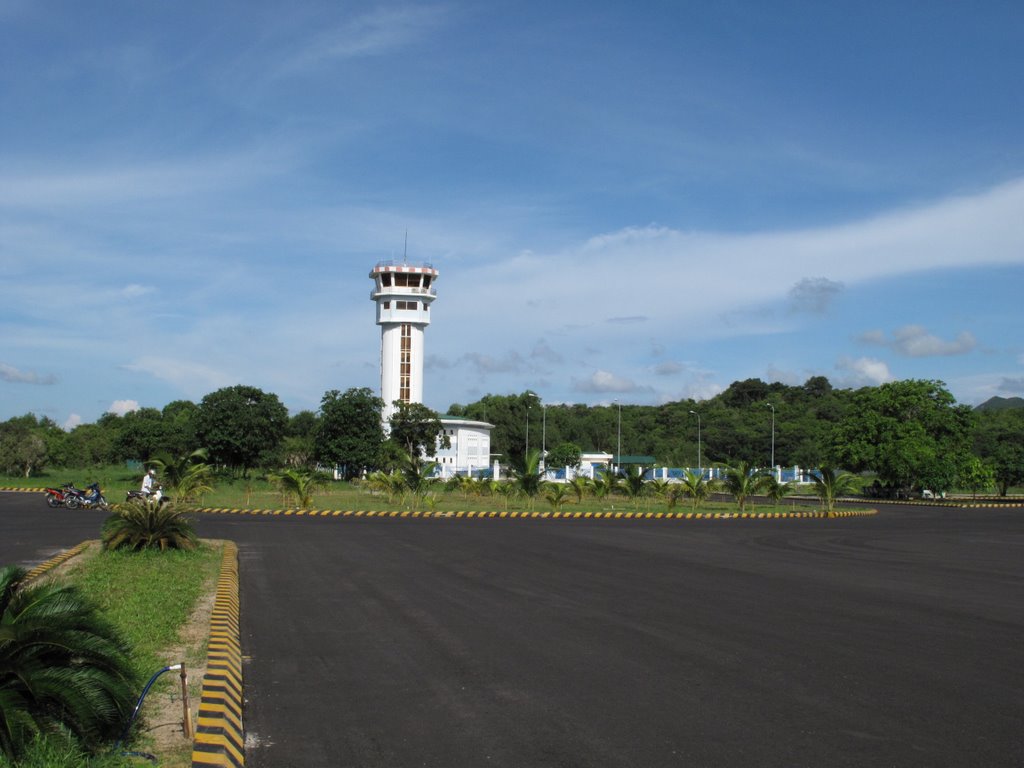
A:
[65, 482, 109, 510]
[43, 482, 76, 508]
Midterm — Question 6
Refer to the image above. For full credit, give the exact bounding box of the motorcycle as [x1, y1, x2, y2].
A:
[43, 482, 76, 508]
[65, 482, 109, 510]
[126, 484, 169, 506]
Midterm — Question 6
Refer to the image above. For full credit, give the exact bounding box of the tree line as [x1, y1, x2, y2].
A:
[1, 377, 1022, 494]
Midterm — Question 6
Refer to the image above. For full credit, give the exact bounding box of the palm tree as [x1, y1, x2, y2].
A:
[399, 452, 438, 510]
[494, 481, 518, 511]
[149, 449, 211, 494]
[664, 483, 685, 511]
[365, 470, 402, 505]
[763, 475, 795, 506]
[720, 460, 769, 513]
[622, 466, 648, 510]
[590, 470, 619, 502]
[806, 466, 860, 515]
[513, 449, 544, 510]
[649, 479, 670, 510]
[0, 566, 137, 760]
[679, 469, 713, 511]
[268, 468, 329, 508]
[567, 475, 589, 505]
[544, 483, 571, 512]
[102, 499, 198, 551]
[173, 461, 215, 505]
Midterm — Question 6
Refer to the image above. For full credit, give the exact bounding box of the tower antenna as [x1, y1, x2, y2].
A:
[403, 230, 408, 264]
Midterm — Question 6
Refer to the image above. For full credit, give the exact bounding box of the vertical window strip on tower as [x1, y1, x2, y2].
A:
[399, 323, 412, 402]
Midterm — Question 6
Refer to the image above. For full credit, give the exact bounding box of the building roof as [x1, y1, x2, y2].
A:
[439, 417, 494, 431]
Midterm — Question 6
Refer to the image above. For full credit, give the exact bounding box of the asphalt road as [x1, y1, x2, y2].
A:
[2, 494, 1022, 767]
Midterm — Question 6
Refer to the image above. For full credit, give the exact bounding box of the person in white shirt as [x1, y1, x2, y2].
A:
[141, 468, 156, 495]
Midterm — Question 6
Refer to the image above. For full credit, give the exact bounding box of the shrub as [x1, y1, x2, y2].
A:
[0, 566, 136, 761]
[101, 500, 198, 552]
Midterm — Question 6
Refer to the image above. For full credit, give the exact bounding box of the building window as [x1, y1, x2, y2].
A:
[383, 301, 390, 309]
[399, 323, 412, 402]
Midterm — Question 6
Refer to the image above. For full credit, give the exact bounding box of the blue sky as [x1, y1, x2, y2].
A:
[2, 1, 1023, 428]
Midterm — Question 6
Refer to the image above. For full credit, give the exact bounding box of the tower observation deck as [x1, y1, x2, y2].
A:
[370, 261, 439, 422]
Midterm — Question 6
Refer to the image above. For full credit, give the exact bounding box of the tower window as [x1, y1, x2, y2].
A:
[399, 323, 412, 402]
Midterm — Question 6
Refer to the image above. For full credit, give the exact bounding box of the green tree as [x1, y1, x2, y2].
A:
[622, 466, 647, 509]
[150, 448, 214, 504]
[544, 483, 570, 511]
[763, 475, 794, 505]
[805, 466, 860, 515]
[513, 449, 544, 510]
[0, 420, 48, 477]
[268, 468, 329, 508]
[398, 451, 438, 510]
[114, 407, 168, 463]
[315, 388, 384, 480]
[567, 475, 589, 504]
[959, 457, 995, 499]
[973, 408, 1024, 495]
[720, 460, 769, 513]
[161, 400, 200, 457]
[830, 380, 974, 495]
[283, 410, 319, 469]
[388, 401, 449, 459]
[0, 566, 136, 760]
[196, 385, 289, 476]
[679, 469, 713, 510]
[545, 442, 582, 472]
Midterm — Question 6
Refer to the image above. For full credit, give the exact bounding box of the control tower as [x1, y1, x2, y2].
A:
[370, 261, 439, 422]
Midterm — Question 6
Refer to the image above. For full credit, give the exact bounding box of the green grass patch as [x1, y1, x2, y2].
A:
[71, 544, 222, 679]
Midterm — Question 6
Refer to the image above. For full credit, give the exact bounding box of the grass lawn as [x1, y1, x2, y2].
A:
[12, 541, 223, 768]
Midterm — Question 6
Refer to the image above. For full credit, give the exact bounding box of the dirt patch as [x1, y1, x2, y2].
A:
[141, 568, 218, 767]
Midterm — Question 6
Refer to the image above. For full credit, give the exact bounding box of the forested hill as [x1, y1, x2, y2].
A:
[975, 396, 1024, 412]
[447, 376, 859, 469]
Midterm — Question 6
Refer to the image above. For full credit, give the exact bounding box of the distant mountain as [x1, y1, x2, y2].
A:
[975, 396, 1024, 412]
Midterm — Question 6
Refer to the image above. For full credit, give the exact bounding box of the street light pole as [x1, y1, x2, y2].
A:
[525, 405, 530, 457]
[541, 404, 547, 474]
[616, 400, 622, 475]
[689, 410, 701, 476]
[766, 402, 775, 476]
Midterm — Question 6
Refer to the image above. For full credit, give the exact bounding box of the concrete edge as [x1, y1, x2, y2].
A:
[192, 541, 244, 768]
[188, 507, 880, 520]
[20, 539, 93, 583]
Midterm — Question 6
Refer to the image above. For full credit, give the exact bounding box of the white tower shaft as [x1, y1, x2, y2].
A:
[370, 261, 438, 422]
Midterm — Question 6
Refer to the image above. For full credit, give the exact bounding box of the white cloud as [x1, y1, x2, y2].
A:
[121, 284, 155, 299]
[279, 5, 449, 72]
[835, 356, 892, 387]
[63, 413, 83, 431]
[122, 357, 235, 399]
[108, 399, 140, 416]
[861, 325, 977, 357]
[0, 363, 56, 385]
[572, 370, 641, 394]
[443, 177, 1024, 360]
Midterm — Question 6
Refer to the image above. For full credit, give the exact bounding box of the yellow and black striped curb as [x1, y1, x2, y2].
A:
[189, 507, 879, 520]
[192, 541, 244, 768]
[20, 540, 93, 583]
[0, 486, 47, 493]
[835, 496, 1024, 509]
